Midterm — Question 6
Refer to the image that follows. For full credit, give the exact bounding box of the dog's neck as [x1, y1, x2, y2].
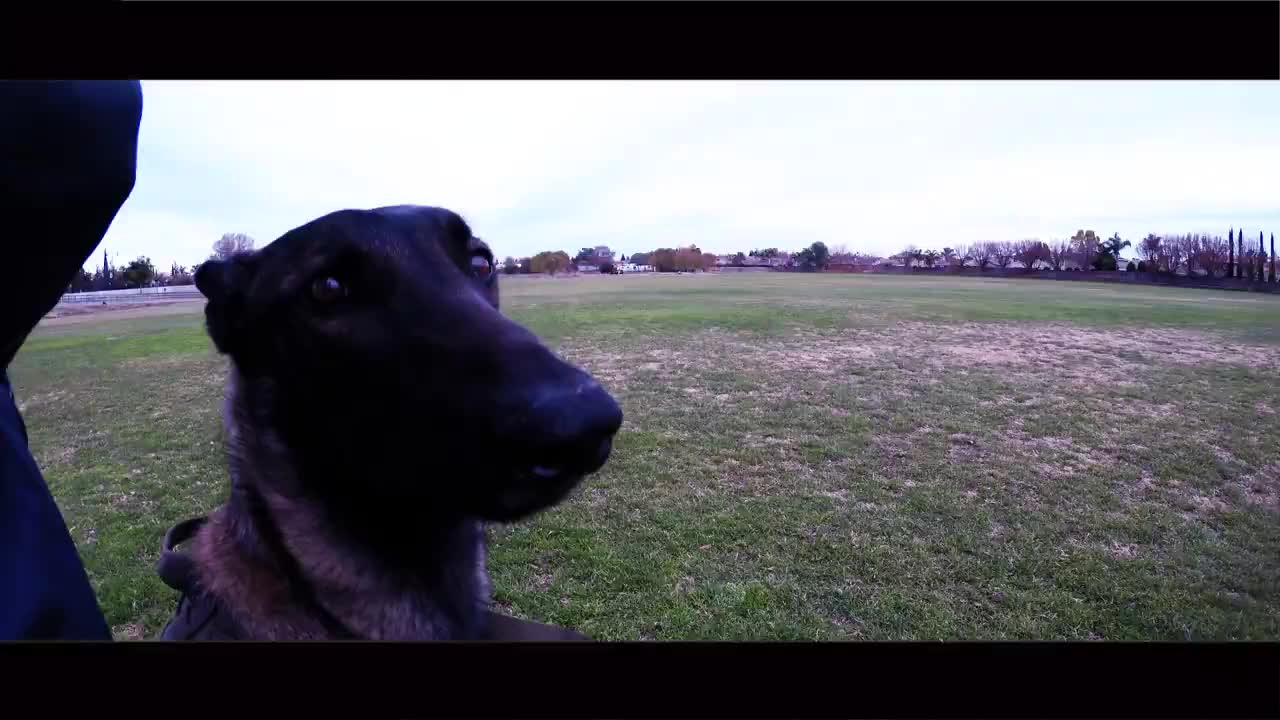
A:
[191, 369, 491, 641]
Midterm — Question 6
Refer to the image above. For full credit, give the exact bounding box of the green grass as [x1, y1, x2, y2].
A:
[10, 273, 1280, 640]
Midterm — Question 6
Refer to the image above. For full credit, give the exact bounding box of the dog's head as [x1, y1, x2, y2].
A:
[195, 205, 622, 523]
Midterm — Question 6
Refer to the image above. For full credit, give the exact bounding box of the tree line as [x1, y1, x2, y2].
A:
[678, 228, 1276, 278]
[498, 245, 722, 276]
[66, 233, 257, 293]
[888, 228, 1277, 280]
[71, 228, 1277, 290]
[67, 250, 196, 292]
[1136, 229, 1277, 281]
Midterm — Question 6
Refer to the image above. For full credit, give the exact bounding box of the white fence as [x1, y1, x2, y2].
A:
[58, 286, 205, 305]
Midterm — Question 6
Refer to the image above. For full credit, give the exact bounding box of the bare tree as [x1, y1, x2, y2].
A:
[1014, 239, 1050, 271]
[969, 242, 993, 270]
[1193, 234, 1228, 277]
[991, 241, 1016, 269]
[213, 232, 256, 261]
[1138, 234, 1162, 268]
[950, 244, 970, 271]
[1070, 229, 1100, 270]
[1178, 234, 1200, 276]
[1243, 248, 1260, 281]
[1159, 234, 1186, 275]
[1173, 234, 1203, 275]
[1046, 238, 1072, 271]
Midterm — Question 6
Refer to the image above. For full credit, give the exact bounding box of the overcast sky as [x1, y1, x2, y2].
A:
[98, 81, 1279, 271]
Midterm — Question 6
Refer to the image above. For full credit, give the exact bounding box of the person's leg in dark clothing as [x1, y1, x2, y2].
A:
[0, 81, 143, 640]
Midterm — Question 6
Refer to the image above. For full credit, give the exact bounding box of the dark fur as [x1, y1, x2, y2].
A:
[188, 206, 622, 640]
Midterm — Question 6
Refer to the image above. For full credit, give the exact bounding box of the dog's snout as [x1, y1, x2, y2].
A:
[519, 379, 619, 461]
[511, 378, 623, 477]
[476, 372, 622, 521]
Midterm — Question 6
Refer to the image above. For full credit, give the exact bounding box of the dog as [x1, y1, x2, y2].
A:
[157, 205, 622, 640]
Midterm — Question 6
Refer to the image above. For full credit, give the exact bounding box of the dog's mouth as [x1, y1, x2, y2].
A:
[474, 374, 622, 522]
[486, 434, 615, 521]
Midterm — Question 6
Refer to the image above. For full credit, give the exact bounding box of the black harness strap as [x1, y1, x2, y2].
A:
[155, 515, 246, 641]
[156, 516, 206, 593]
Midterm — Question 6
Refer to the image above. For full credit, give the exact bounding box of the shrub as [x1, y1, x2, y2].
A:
[1136, 261, 1147, 272]
[1125, 260, 1137, 272]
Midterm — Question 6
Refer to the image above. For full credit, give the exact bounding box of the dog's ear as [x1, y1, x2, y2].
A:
[196, 254, 256, 355]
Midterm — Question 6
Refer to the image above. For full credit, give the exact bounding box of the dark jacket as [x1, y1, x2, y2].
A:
[0, 81, 143, 640]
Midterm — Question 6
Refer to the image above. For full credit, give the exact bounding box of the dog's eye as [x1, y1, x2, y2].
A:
[470, 255, 492, 280]
[311, 276, 348, 303]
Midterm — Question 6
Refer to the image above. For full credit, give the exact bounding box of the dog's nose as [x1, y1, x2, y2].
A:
[513, 379, 623, 478]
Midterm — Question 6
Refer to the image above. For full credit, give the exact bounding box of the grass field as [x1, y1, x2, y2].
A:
[11, 273, 1280, 640]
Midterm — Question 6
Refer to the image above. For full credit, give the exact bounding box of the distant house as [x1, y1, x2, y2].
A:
[573, 246, 617, 273]
[827, 259, 880, 273]
[1009, 260, 1053, 270]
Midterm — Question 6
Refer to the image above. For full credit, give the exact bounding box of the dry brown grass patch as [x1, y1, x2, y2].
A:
[1109, 542, 1139, 560]
[1235, 463, 1280, 508]
[1117, 473, 1158, 507]
[872, 434, 912, 460]
[989, 522, 1011, 543]
[1000, 427, 1109, 477]
[41, 300, 203, 326]
[565, 322, 1280, 403]
[112, 622, 146, 641]
[15, 389, 68, 412]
